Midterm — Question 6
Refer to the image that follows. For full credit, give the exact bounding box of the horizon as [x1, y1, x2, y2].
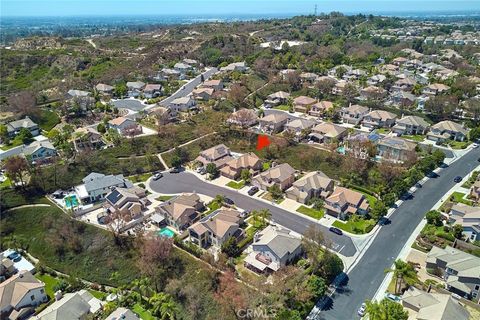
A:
[2, 0, 480, 18]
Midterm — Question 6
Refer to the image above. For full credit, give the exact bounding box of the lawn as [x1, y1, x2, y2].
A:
[450, 192, 473, 206]
[447, 140, 470, 150]
[31, 109, 61, 132]
[36, 273, 61, 298]
[402, 135, 425, 142]
[203, 200, 222, 215]
[0, 177, 12, 190]
[273, 105, 290, 111]
[296, 205, 324, 219]
[262, 192, 284, 204]
[127, 172, 153, 183]
[156, 195, 174, 202]
[0, 189, 51, 210]
[332, 218, 376, 234]
[88, 289, 108, 300]
[461, 171, 479, 189]
[375, 128, 391, 134]
[133, 303, 157, 320]
[226, 180, 245, 189]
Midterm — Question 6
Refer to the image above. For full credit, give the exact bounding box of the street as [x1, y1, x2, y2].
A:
[148, 172, 357, 257]
[315, 146, 480, 320]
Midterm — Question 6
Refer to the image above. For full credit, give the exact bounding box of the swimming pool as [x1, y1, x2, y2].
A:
[64, 195, 79, 208]
[337, 146, 346, 155]
[158, 227, 175, 238]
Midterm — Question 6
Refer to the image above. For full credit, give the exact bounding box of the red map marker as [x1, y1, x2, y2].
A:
[256, 135, 271, 151]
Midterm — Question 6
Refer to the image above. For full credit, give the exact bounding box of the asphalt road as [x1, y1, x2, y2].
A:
[160, 67, 218, 107]
[317, 147, 480, 320]
[148, 172, 357, 257]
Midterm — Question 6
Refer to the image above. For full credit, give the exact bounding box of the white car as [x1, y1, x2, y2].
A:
[357, 303, 366, 317]
[472, 143, 478, 149]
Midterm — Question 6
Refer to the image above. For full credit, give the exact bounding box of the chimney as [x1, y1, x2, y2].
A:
[54, 290, 63, 301]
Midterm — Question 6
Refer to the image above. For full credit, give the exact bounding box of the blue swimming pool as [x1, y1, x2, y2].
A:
[158, 227, 175, 238]
[337, 146, 346, 155]
[64, 195, 79, 208]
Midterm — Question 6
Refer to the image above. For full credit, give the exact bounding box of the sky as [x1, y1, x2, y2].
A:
[1, 0, 480, 17]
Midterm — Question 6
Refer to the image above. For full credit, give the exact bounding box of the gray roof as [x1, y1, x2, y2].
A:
[82, 172, 133, 193]
[291, 171, 332, 190]
[126, 81, 145, 89]
[67, 89, 90, 98]
[397, 115, 430, 128]
[254, 226, 302, 260]
[0, 140, 56, 162]
[105, 307, 140, 320]
[36, 291, 93, 320]
[6, 117, 37, 132]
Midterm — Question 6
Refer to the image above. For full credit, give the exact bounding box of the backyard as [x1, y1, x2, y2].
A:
[332, 216, 376, 234]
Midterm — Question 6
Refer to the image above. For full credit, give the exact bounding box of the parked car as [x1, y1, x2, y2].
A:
[7, 251, 21, 262]
[357, 303, 366, 317]
[385, 293, 401, 302]
[224, 197, 235, 205]
[248, 186, 259, 196]
[152, 172, 163, 180]
[170, 167, 181, 173]
[197, 167, 206, 175]
[329, 227, 343, 235]
[454, 176, 463, 183]
[472, 143, 478, 149]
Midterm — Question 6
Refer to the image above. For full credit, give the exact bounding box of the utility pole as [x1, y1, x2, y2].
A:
[314, 4, 317, 16]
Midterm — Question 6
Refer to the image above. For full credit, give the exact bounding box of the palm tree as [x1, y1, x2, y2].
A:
[159, 298, 178, 320]
[385, 259, 418, 294]
[149, 293, 177, 320]
[365, 300, 383, 320]
[214, 194, 226, 206]
[259, 208, 271, 227]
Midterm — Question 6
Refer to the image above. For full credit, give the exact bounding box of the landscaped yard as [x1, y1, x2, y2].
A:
[262, 192, 284, 204]
[0, 177, 12, 190]
[88, 289, 108, 300]
[273, 105, 290, 111]
[447, 140, 470, 150]
[332, 217, 376, 234]
[156, 195, 174, 202]
[203, 200, 222, 215]
[461, 171, 479, 189]
[132, 303, 156, 320]
[402, 135, 425, 142]
[127, 172, 153, 183]
[32, 109, 61, 132]
[226, 180, 246, 189]
[36, 273, 61, 298]
[439, 192, 473, 212]
[296, 205, 324, 219]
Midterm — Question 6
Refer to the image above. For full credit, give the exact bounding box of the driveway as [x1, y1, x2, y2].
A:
[112, 98, 147, 111]
[148, 171, 357, 257]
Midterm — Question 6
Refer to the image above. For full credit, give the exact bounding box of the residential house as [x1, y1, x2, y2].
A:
[332, 80, 348, 95]
[143, 84, 162, 99]
[0, 258, 16, 282]
[160, 68, 181, 80]
[393, 77, 417, 91]
[308, 101, 334, 117]
[362, 110, 397, 129]
[401, 287, 470, 320]
[73, 127, 103, 152]
[391, 91, 417, 108]
[252, 163, 296, 191]
[258, 112, 289, 133]
[103, 187, 148, 222]
[343, 68, 366, 81]
[264, 91, 290, 108]
[324, 187, 369, 220]
[174, 62, 193, 73]
[426, 245, 480, 302]
[170, 96, 196, 112]
[219, 152, 262, 180]
[377, 136, 417, 162]
[293, 96, 316, 113]
[244, 225, 303, 273]
[192, 87, 214, 101]
[188, 209, 244, 248]
[392, 56, 408, 66]
[285, 171, 334, 204]
[423, 83, 450, 96]
[74, 172, 133, 203]
[105, 308, 140, 320]
[381, 63, 399, 75]
[95, 83, 114, 95]
[309, 122, 348, 144]
[366, 74, 387, 86]
[284, 119, 316, 138]
[427, 121, 469, 142]
[328, 65, 352, 78]
[392, 116, 430, 135]
[449, 204, 480, 242]
[126, 81, 146, 98]
[470, 176, 480, 201]
[108, 117, 143, 136]
[300, 72, 318, 84]
[0, 140, 57, 163]
[341, 104, 369, 125]
[201, 79, 223, 91]
[279, 69, 297, 80]
[0, 271, 47, 320]
[196, 144, 233, 169]
[6, 117, 40, 138]
[220, 61, 248, 72]
[148, 106, 176, 125]
[155, 193, 204, 231]
[67, 89, 90, 99]
[35, 290, 102, 320]
[360, 86, 387, 100]
[227, 109, 258, 128]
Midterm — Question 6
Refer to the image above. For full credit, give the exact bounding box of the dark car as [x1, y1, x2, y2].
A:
[170, 167, 181, 174]
[7, 251, 21, 262]
[224, 197, 235, 205]
[454, 176, 463, 183]
[379, 217, 391, 226]
[478, 157, 480, 162]
[329, 227, 343, 235]
[248, 186, 259, 196]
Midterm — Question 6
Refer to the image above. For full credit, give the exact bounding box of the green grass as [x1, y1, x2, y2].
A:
[375, 128, 391, 134]
[450, 192, 473, 206]
[262, 162, 271, 171]
[203, 200, 222, 215]
[127, 172, 153, 183]
[462, 171, 479, 189]
[226, 180, 245, 189]
[0, 177, 12, 190]
[296, 205, 325, 219]
[0, 189, 51, 210]
[88, 289, 108, 300]
[273, 105, 290, 111]
[332, 218, 376, 234]
[36, 273, 61, 298]
[31, 110, 61, 132]
[262, 192, 284, 204]
[156, 195, 174, 202]
[402, 135, 425, 142]
[132, 303, 156, 320]
[447, 140, 470, 150]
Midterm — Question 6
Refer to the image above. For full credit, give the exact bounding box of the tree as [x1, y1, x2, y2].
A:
[315, 78, 336, 99]
[16, 127, 33, 144]
[214, 270, 247, 319]
[0, 124, 8, 142]
[307, 275, 327, 299]
[149, 292, 178, 320]
[365, 299, 408, 320]
[268, 184, 283, 201]
[228, 83, 248, 108]
[221, 236, 240, 257]
[240, 168, 251, 183]
[3, 156, 29, 188]
[469, 127, 480, 142]
[206, 163, 219, 179]
[97, 123, 106, 134]
[425, 210, 442, 226]
[370, 200, 387, 220]
[7, 91, 38, 117]
[452, 224, 464, 240]
[384, 259, 418, 295]
[302, 224, 327, 274]
[343, 83, 359, 104]
[106, 210, 131, 246]
[114, 83, 127, 98]
[170, 155, 182, 169]
[136, 234, 174, 291]
[258, 208, 271, 226]
[425, 95, 457, 121]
